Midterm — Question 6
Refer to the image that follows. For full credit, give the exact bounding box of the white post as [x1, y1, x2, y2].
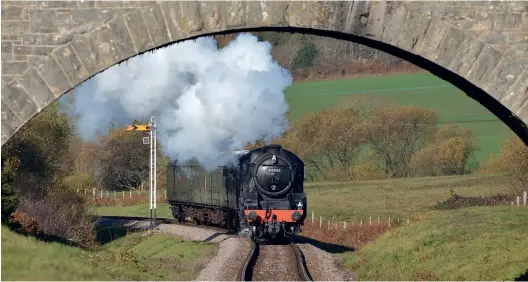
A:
[328, 220, 330, 230]
[153, 116, 157, 220]
[378, 217, 380, 225]
[344, 221, 347, 229]
[149, 118, 153, 230]
[407, 218, 410, 225]
[517, 196, 520, 206]
[388, 216, 391, 227]
[360, 219, 362, 226]
[100, 189, 102, 199]
[320, 216, 322, 228]
[524, 191, 527, 206]
[106, 190, 109, 197]
[130, 189, 132, 198]
[369, 216, 372, 226]
[92, 188, 95, 201]
[84, 189, 86, 195]
[122, 190, 125, 199]
[311, 211, 314, 225]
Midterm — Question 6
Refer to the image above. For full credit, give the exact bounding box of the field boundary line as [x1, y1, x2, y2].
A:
[289, 85, 452, 97]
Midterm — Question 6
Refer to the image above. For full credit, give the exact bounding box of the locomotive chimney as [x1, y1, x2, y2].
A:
[262, 144, 282, 155]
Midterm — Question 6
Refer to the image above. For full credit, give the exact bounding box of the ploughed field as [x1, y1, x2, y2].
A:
[284, 72, 515, 164]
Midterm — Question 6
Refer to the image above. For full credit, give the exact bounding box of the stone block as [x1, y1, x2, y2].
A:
[1, 80, 38, 122]
[418, 18, 450, 61]
[71, 26, 120, 74]
[363, 1, 387, 38]
[29, 9, 58, 33]
[106, 16, 136, 61]
[46, 1, 95, 9]
[493, 13, 522, 31]
[178, 1, 205, 35]
[1, 41, 13, 54]
[484, 57, 524, 102]
[52, 43, 89, 86]
[481, 34, 507, 44]
[504, 44, 528, 59]
[124, 10, 154, 53]
[222, 1, 247, 28]
[397, 10, 433, 53]
[159, 2, 183, 40]
[286, 2, 338, 30]
[466, 45, 503, 87]
[27, 55, 45, 67]
[1, 61, 28, 75]
[34, 56, 72, 97]
[335, 1, 370, 35]
[198, 2, 223, 31]
[380, 2, 409, 45]
[448, 36, 485, 77]
[2, 21, 30, 34]
[435, 27, 466, 69]
[13, 45, 55, 56]
[1, 5, 28, 20]
[18, 68, 56, 110]
[508, 34, 528, 44]
[245, 1, 264, 27]
[502, 70, 528, 113]
[72, 8, 115, 24]
[1, 101, 22, 145]
[141, 3, 171, 46]
[21, 34, 62, 45]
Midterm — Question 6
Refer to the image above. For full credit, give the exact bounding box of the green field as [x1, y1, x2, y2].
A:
[284, 72, 515, 163]
[341, 206, 528, 280]
[95, 174, 509, 223]
[1, 225, 215, 281]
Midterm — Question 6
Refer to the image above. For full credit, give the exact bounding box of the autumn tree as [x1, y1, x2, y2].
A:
[410, 124, 478, 177]
[363, 105, 438, 178]
[480, 135, 528, 195]
[282, 108, 365, 180]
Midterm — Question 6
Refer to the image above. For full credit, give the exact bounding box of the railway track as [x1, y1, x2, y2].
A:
[239, 241, 312, 281]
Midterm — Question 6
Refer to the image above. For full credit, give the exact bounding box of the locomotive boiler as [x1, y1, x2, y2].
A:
[166, 144, 307, 240]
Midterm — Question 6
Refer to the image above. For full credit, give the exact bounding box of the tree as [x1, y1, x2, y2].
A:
[363, 105, 438, 178]
[410, 124, 478, 177]
[1, 103, 74, 203]
[281, 108, 365, 180]
[480, 135, 528, 195]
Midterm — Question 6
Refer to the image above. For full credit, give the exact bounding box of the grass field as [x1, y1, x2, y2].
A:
[1, 225, 216, 281]
[94, 174, 509, 223]
[284, 72, 515, 163]
[340, 206, 528, 280]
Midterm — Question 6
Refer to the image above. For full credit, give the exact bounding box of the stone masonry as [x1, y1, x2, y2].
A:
[1, 1, 527, 145]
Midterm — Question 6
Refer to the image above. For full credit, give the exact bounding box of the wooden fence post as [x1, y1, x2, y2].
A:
[84, 189, 86, 195]
[311, 211, 314, 226]
[369, 216, 372, 226]
[517, 196, 520, 206]
[92, 188, 95, 201]
[76, 189, 79, 194]
[122, 191, 124, 199]
[114, 191, 116, 200]
[407, 218, 410, 225]
[524, 191, 527, 206]
[377, 217, 380, 225]
[107, 190, 109, 197]
[100, 190, 102, 199]
[130, 190, 132, 198]
[388, 216, 391, 227]
[320, 216, 322, 228]
[360, 219, 363, 226]
[344, 221, 347, 230]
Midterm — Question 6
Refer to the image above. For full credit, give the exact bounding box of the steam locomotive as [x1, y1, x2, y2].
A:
[166, 144, 307, 240]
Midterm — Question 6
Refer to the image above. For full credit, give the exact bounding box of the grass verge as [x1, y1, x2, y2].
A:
[340, 206, 528, 281]
[1, 225, 216, 281]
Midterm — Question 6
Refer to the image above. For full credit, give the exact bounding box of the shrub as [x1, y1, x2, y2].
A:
[433, 192, 512, 210]
[480, 136, 528, 195]
[10, 211, 40, 235]
[349, 164, 386, 181]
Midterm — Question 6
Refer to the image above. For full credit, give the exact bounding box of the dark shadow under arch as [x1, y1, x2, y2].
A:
[77, 26, 528, 146]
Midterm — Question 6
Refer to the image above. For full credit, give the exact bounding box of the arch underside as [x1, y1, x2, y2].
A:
[1, 1, 527, 146]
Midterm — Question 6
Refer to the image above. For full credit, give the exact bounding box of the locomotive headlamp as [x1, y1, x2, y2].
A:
[297, 201, 303, 209]
[291, 211, 302, 221]
[247, 211, 258, 221]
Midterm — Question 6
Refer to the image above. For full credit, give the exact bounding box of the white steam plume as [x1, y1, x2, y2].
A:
[70, 33, 292, 170]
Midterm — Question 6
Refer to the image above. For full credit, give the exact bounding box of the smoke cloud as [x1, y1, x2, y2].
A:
[69, 33, 292, 170]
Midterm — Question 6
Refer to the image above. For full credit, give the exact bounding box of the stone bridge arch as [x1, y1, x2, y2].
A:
[1, 1, 527, 146]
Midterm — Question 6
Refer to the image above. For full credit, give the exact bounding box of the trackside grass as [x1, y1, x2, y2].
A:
[94, 174, 509, 223]
[1, 225, 216, 281]
[340, 206, 528, 281]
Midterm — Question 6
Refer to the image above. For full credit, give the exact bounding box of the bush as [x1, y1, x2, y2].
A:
[433, 191, 512, 210]
[10, 211, 40, 235]
[480, 136, 528, 195]
[410, 125, 477, 177]
[291, 40, 317, 70]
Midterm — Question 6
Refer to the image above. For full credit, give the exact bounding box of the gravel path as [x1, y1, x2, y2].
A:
[297, 243, 357, 281]
[252, 244, 300, 281]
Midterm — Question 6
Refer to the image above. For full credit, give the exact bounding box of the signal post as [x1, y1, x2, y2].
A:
[126, 117, 157, 230]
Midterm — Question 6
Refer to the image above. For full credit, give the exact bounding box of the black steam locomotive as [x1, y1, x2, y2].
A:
[166, 144, 307, 240]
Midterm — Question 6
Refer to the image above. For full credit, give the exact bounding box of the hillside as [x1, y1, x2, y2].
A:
[341, 206, 528, 280]
[284, 72, 515, 163]
[1, 225, 215, 281]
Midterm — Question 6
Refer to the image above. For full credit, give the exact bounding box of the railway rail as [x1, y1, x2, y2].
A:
[239, 241, 312, 281]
